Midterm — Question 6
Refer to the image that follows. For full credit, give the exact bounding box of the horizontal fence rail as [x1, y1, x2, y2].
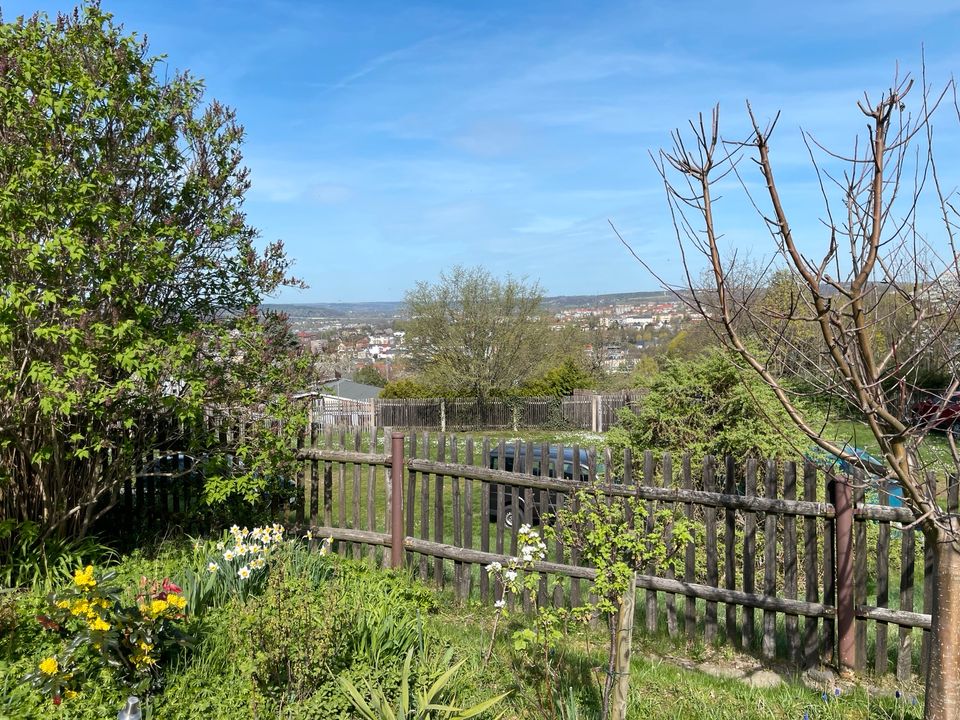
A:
[109, 426, 937, 682]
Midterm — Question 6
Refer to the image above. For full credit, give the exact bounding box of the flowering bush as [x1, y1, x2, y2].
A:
[25, 566, 191, 702]
[182, 524, 333, 614]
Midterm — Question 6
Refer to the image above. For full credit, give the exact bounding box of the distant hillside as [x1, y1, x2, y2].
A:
[265, 290, 673, 319]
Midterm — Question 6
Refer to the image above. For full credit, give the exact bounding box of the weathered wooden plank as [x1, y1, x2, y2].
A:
[663, 452, 677, 638]
[724, 455, 738, 647]
[419, 432, 430, 582]
[404, 433, 417, 568]
[323, 427, 333, 527]
[464, 436, 475, 602]
[704, 456, 718, 644]
[856, 604, 931, 630]
[495, 439, 506, 604]
[553, 443, 566, 608]
[784, 461, 799, 665]
[897, 522, 915, 681]
[743, 458, 757, 651]
[310, 423, 319, 528]
[434, 434, 446, 587]
[352, 431, 361, 560]
[683, 454, 696, 640]
[921, 477, 935, 680]
[400, 459, 834, 517]
[645, 449, 658, 634]
[538, 441, 550, 608]
[523, 439, 535, 613]
[875, 478, 890, 675]
[451, 436, 464, 603]
[337, 429, 347, 540]
[853, 473, 867, 671]
[762, 459, 778, 661]
[822, 474, 836, 666]
[570, 443, 582, 607]
[480, 436, 491, 602]
[367, 429, 378, 563]
[803, 461, 820, 669]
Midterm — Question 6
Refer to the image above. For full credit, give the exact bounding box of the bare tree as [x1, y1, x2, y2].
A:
[620, 71, 960, 719]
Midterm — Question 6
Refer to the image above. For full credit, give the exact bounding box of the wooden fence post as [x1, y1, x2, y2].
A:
[833, 474, 856, 672]
[391, 432, 404, 569]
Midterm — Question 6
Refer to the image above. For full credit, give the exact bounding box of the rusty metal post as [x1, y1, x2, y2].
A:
[390, 432, 404, 569]
[833, 474, 856, 672]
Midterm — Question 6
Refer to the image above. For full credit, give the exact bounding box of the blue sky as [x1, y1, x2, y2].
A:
[5, 1, 960, 301]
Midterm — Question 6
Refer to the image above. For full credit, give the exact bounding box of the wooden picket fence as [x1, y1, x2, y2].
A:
[115, 427, 937, 681]
[372, 392, 642, 432]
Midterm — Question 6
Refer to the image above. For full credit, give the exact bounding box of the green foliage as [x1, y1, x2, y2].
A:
[338, 646, 508, 720]
[404, 265, 552, 399]
[0, 521, 114, 591]
[546, 483, 695, 720]
[381, 377, 438, 399]
[354, 365, 389, 387]
[521, 359, 597, 398]
[0, 5, 311, 538]
[608, 350, 817, 465]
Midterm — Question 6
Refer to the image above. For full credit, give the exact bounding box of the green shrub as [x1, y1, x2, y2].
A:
[0, 521, 114, 592]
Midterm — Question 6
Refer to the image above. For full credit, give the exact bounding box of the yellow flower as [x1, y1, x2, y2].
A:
[88, 616, 110, 632]
[138, 640, 154, 652]
[72, 565, 96, 589]
[38, 657, 58, 675]
[56, 600, 71, 609]
[166, 594, 186, 610]
[149, 599, 168, 616]
[64, 690, 78, 700]
[70, 599, 91, 617]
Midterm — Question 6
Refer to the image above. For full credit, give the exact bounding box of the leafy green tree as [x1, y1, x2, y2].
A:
[378, 378, 437, 399]
[353, 365, 387, 388]
[607, 350, 817, 465]
[520, 358, 596, 398]
[0, 5, 308, 538]
[403, 265, 552, 399]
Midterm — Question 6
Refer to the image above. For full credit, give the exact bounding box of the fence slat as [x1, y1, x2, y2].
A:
[724, 455, 738, 646]
[434, 434, 446, 588]
[523, 439, 535, 613]
[464, 436, 475, 602]
[323, 427, 333, 527]
[784, 461, 800, 665]
[875, 478, 890, 675]
[664, 452, 677, 638]
[822, 473, 836, 666]
[683, 454, 696, 640]
[419, 432, 430, 582]
[704, 456, 718, 644]
[480, 437, 491, 602]
[570, 443, 582, 607]
[897, 520, 915, 681]
[762, 459, 778, 660]
[743, 459, 757, 651]
[451, 436, 464, 603]
[553, 443, 567, 608]
[921, 474, 935, 680]
[404, 432, 416, 567]
[853, 473, 867, 671]
[352, 431, 362, 560]
[803, 460, 820, 668]
[645, 450, 658, 634]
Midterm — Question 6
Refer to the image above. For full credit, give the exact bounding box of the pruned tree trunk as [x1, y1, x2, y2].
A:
[610, 573, 637, 720]
[925, 522, 960, 720]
